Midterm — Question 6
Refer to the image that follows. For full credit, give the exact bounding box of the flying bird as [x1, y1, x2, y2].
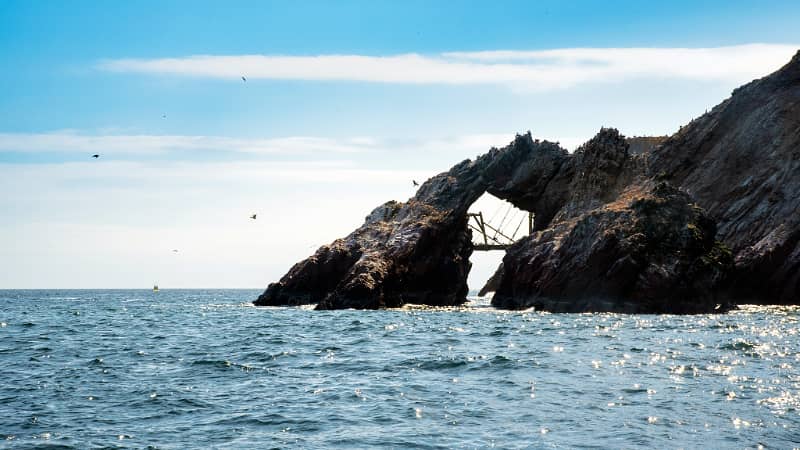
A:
[412, 180, 419, 187]
[250, 214, 257, 220]
[172, 249, 179, 253]
[162, 114, 167, 119]
[91, 154, 100, 158]
[241, 76, 247, 82]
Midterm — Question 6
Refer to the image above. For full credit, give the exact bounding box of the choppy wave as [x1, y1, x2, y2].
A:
[1, 289, 799, 448]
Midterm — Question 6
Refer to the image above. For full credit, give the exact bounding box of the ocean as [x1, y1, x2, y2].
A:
[1, 289, 798, 449]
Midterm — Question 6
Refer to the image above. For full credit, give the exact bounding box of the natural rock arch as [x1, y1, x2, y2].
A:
[255, 130, 730, 312]
[255, 51, 800, 311]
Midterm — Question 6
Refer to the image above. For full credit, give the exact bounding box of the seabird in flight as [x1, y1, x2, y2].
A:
[92, 154, 100, 158]
[412, 180, 419, 187]
[241, 76, 247, 82]
[250, 214, 257, 220]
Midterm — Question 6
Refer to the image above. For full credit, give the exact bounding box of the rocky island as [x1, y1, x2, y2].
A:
[255, 50, 800, 312]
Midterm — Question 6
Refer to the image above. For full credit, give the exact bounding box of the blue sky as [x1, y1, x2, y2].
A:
[1, 1, 799, 288]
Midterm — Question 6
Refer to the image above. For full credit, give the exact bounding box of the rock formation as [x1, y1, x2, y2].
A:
[256, 136, 572, 309]
[486, 129, 733, 312]
[491, 182, 733, 312]
[256, 128, 731, 312]
[256, 49, 800, 311]
[648, 50, 800, 304]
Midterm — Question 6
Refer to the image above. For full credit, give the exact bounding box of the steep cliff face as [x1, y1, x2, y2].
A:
[649, 50, 800, 303]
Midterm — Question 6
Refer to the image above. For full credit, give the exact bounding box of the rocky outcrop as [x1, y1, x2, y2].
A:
[255, 166, 480, 309]
[257, 129, 731, 312]
[256, 135, 572, 309]
[491, 182, 733, 312]
[487, 130, 732, 311]
[256, 50, 800, 311]
[649, 50, 800, 303]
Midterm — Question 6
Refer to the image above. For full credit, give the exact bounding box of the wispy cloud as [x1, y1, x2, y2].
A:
[98, 44, 799, 90]
[0, 132, 375, 155]
[0, 160, 422, 189]
[0, 131, 590, 161]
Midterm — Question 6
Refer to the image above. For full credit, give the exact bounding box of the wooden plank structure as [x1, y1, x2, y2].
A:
[467, 211, 534, 251]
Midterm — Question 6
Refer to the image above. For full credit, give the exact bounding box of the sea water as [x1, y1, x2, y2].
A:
[1, 289, 798, 448]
